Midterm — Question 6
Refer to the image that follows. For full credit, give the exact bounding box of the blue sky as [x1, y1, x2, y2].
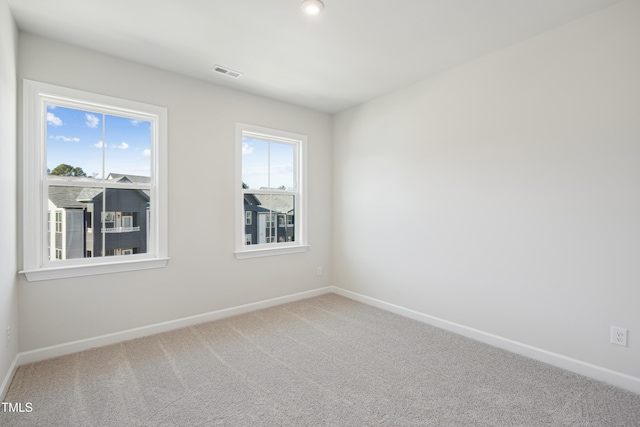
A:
[46, 104, 151, 178]
[242, 137, 295, 190]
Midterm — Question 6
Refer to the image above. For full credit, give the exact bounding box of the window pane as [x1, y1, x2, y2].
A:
[96, 188, 150, 257]
[47, 185, 100, 261]
[46, 104, 103, 179]
[241, 137, 269, 190]
[241, 137, 295, 191]
[47, 186, 150, 260]
[243, 193, 295, 245]
[104, 115, 151, 181]
[269, 141, 295, 191]
[45, 105, 152, 183]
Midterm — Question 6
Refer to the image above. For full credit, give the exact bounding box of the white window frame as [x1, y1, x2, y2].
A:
[235, 123, 308, 259]
[20, 80, 169, 281]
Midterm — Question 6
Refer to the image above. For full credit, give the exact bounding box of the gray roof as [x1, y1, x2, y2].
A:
[243, 183, 294, 214]
[49, 173, 151, 206]
[77, 187, 150, 202]
[76, 188, 103, 202]
[255, 194, 294, 214]
[48, 186, 86, 209]
[107, 173, 151, 184]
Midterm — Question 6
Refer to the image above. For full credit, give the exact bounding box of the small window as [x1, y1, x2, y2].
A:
[102, 212, 116, 231]
[55, 211, 62, 233]
[235, 123, 308, 259]
[265, 212, 275, 229]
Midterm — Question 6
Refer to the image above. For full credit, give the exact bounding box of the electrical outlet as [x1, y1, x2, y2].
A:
[5, 326, 10, 344]
[611, 327, 627, 347]
[317, 267, 323, 276]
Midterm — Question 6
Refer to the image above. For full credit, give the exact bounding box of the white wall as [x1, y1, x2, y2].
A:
[0, 0, 18, 397]
[17, 33, 332, 352]
[333, 0, 640, 381]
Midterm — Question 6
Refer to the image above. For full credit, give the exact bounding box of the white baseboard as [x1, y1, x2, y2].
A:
[330, 286, 640, 395]
[16, 287, 332, 367]
[6, 286, 639, 397]
[1, 354, 20, 400]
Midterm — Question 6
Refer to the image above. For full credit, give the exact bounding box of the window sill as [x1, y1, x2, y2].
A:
[20, 257, 170, 282]
[234, 245, 309, 260]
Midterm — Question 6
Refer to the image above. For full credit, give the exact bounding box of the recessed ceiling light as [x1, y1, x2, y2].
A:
[301, 0, 324, 16]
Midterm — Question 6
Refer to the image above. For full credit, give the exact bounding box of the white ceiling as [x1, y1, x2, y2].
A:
[8, 0, 623, 113]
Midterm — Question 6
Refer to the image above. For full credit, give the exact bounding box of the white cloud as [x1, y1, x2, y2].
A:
[130, 120, 140, 126]
[271, 163, 294, 174]
[47, 112, 63, 127]
[142, 149, 151, 157]
[85, 113, 100, 128]
[51, 135, 80, 142]
[242, 142, 253, 155]
[94, 141, 128, 149]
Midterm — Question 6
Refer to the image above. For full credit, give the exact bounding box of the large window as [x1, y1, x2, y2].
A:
[235, 123, 307, 258]
[21, 80, 168, 281]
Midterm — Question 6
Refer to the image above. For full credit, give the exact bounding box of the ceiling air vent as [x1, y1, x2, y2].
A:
[211, 65, 243, 79]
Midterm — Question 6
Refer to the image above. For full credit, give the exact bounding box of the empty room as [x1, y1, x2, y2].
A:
[1, 0, 639, 425]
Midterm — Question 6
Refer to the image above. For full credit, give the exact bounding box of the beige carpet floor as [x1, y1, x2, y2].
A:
[2, 293, 640, 426]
